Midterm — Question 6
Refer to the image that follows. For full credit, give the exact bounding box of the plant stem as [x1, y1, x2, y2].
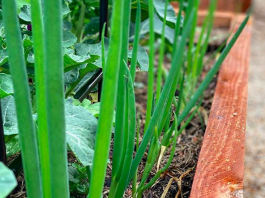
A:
[2, 0, 42, 197]
[43, 0, 69, 196]
[30, 0, 51, 196]
[156, 0, 168, 102]
[88, 0, 125, 196]
[144, 0, 155, 132]
[76, 0, 86, 43]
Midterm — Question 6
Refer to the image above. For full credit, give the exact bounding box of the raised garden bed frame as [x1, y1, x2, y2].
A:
[171, 1, 252, 197]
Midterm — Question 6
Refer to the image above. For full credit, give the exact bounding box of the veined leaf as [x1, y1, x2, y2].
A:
[5, 135, 20, 156]
[65, 98, 98, 166]
[154, 0, 183, 28]
[131, 14, 176, 43]
[18, 2, 70, 22]
[0, 49, 8, 67]
[16, 0, 30, 11]
[0, 162, 17, 198]
[18, 5, 31, 22]
[128, 46, 149, 71]
[63, 31, 77, 48]
[1, 96, 18, 135]
[0, 73, 14, 98]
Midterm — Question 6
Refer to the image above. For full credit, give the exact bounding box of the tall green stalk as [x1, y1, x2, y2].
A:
[111, 0, 132, 183]
[88, 0, 125, 196]
[178, 15, 250, 124]
[130, 0, 141, 82]
[2, 0, 42, 197]
[144, 0, 155, 131]
[156, 0, 168, 102]
[30, 0, 51, 196]
[127, 9, 196, 184]
[43, 0, 69, 197]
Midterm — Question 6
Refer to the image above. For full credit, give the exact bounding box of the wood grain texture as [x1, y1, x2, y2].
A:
[190, 15, 251, 198]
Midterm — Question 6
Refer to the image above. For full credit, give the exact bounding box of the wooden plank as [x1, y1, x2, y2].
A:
[199, 0, 251, 12]
[171, 4, 234, 28]
[190, 15, 251, 198]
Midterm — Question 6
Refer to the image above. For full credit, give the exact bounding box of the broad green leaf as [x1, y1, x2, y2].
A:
[62, 2, 71, 17]
[81, 100, 100, 117]
[154, 0, 183, 28]
[0, 162, 17, 198]
[5, 135, 20, 156]
[64, 68, 79, 85]
[64, 48, 93, 72]
[0, 73, 14, 98]
[1, 96, 18, 135]
[133, 14, 176, 43]
[18, 5, 31, 22]
[18, 2, 70, 22]
[128, 46, 149, 71]
[68, 166, 80, 183]
[63, 31, 77, 47]
[84, 17, 100, 35]
[0, 49, 8, 67]
[16, 0, 30, 11]
[65, 98, 98, 166]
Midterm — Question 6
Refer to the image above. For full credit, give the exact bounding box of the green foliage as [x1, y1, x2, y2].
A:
[65, 98, 97, 166]
[0, 162, 17, 198]
[69, 163, 89, 195]
[0, 0, 249, 197]
[0, 74, 13, 98]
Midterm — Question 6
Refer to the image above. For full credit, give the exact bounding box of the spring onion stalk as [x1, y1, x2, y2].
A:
[172, 0, 183, 53]
[141, 116, 178, 192]
[178, 15, 250, 124]
[88, 0, 125, 196]
[2, 0, 42, 197]
[43, 0, 69, 197]
[132, 116, 141, 196]
[111, 0, 131, 183]
[130, 0, 141, 82]
[176, 71, 185, 115]
[127, 10, 196, 185]
[193, 0, 216, 80]
[137, 129, 160, 198]
[156, 0, 168, 103]
[101, 23, 106, 70]
[30, 0, 51, 196]
[76, 0, 86, 42]
[110, 63, 136, 198]
[187, 0, 199, 75]
[144, 0, 155, 132]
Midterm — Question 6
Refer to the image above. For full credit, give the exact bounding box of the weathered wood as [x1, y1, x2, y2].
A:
[190, 15, 251, 198]
[172, 5, 234, 28]
[199, 0, 251, 12]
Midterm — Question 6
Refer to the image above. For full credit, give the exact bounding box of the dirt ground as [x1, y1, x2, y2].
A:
[244, 0, 265, 197]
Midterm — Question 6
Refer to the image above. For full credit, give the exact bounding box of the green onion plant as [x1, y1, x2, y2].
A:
[1, 0, 249, 197]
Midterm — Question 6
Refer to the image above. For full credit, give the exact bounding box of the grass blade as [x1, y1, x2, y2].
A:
[43, 0, 69, 196]
[30, 0, 51, 196]
[130, 0, 141, 82]
[111, 0, 131, 181]
[127, 9, 196, 184]
[144, 0, 155, 131]
[178, 15, 250, 124]
[156, 0, 168, 102]
[2, 0, 42, 197]
[88, 0, 125, 196]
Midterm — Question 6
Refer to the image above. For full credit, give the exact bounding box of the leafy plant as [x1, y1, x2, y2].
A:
[0, 0, 249, 197]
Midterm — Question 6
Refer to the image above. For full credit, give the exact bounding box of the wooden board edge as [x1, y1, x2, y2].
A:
[189, 15, 251, 198]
